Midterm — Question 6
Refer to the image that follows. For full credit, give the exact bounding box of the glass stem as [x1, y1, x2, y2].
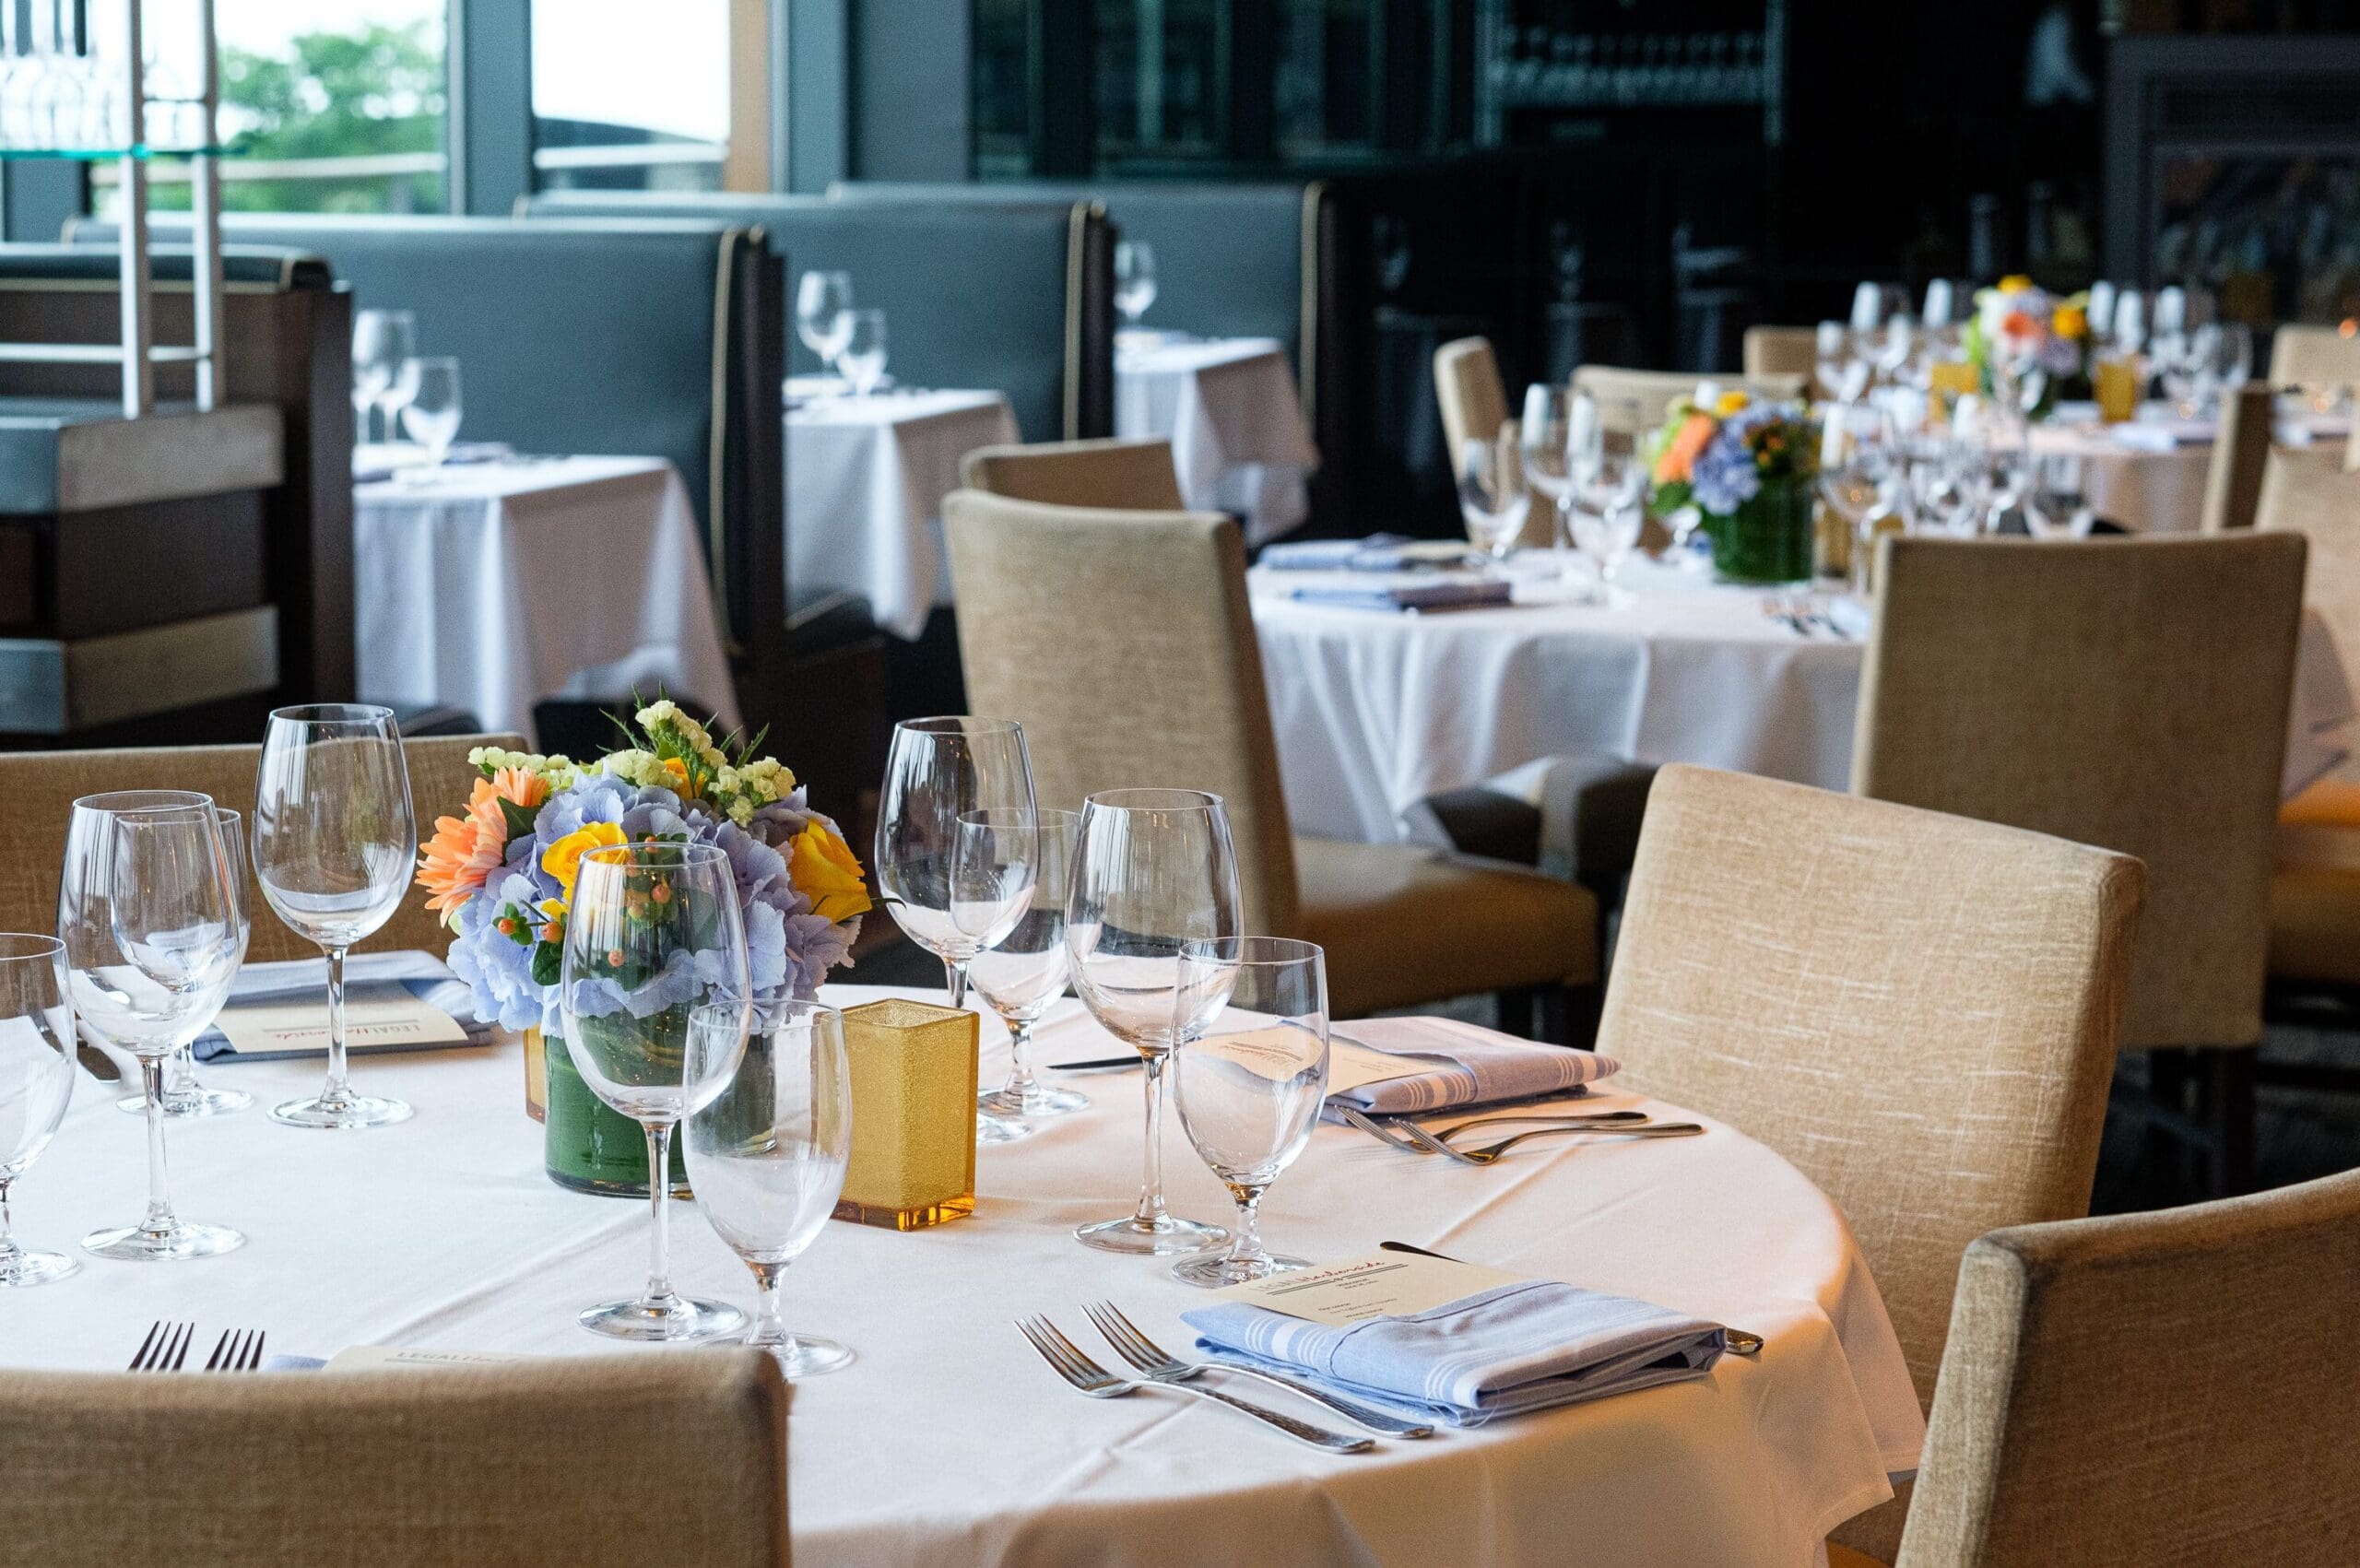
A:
[1003, 1018, 1037, 1097]
[749, 1261, 788, 1348]
[0, 1176, 18, 1269]
[139, 1055, 175, 1238]
[942, 957, 969, 1009]
[165, 1043, 195, 1100]
[1131, 1053, 1169, 1228]
[321, 944, 350, 1102]
[1228, 1186, 1268, 1267]
[643, 1120, 678, 1310]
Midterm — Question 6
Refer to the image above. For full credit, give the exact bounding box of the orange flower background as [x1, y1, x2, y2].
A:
[418, 767, 549, 923]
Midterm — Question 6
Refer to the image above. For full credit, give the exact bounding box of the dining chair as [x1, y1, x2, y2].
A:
[1827, 1165, 2360, 1567]
[0, 733, 522, 963]
[0, 1350, 790, 1566]
[1433, 336, 1551, 550]
[1599, 764, 2144, 1562]
[1740, 324, 1817, 383]
[1855, 534, 2307, 1197]
[960, 437, 1187, 512]
[2269, 321, 2360, 391]
[2198, 381, 2273, 533]
[942, 489, 1600, 1032]
[1571, 363, 1809, 430]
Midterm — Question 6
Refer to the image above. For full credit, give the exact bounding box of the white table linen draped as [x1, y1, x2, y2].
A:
[353, 456, 740, 746]
[1116, 336, 1319, 544]
[11, 984, 1921, 1568]
[787, 389, 1022, 641]
[2025, 408, 2349, 535]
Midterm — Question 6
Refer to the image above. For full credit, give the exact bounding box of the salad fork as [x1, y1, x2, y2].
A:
[204, 1328, 266, 1372]
[1014, 1315, 1372, 1453]
[128, 1320, 195, 1372]
[1082, 1300, 1432, 1438]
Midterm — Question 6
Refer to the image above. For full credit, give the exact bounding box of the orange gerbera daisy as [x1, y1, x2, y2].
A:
[416, 768, 551, 923]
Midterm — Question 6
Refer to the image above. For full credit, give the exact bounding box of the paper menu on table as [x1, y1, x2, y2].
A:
[324, 1346, 529, 1373]
[1213, 1250, 1530, 1326]
[1325, 1039, 1442, 1095]
[209, 983, 470, 1058]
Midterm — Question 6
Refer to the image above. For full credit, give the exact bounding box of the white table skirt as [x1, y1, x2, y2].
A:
[354, 456, 741, 746]
[10, 984, 1921, 1568]
[1255, 554, 2356, 843]
[1117, 335, 1319, 544]
[2025, 407, 2349, 535]
[788, 389, 1022, 641]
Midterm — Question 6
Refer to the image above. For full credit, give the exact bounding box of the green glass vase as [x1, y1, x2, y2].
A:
[1707, 478, 1815, 585]
[538, 1028, 689, 1197]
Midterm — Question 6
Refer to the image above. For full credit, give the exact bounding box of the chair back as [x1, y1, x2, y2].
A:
[1433, 336, 1549, 550]
[2256, 441, 2360, 686]
[1741, 324, 1817, 382]
[1856, 535, 2305, 1050]
[1896, 1168, 2360, 1564]
[2270, 322, 2360, 390]
[0, 1351, 789, 1566]
[942, 490, 1299, 937]
[2200, 382, 2274, 532]
[960, 438, 1186, 511]
[0, 734, 522, 964]
[1572, 363, 1807, 429]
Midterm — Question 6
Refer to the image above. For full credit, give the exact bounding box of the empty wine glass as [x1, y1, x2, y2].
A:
[840, 310, 888, 396]
[1457, 428, 1529, 560]
[795, 270, 855, 374]
[686, 998, 853, 1377]
[399, 358, 462, 466]
[0, 934, 77, 1287]
[1519, 384, 1576, 565]
[1115, 240, 1158, 327]
[1170, 937, 1329, 1288]
[1067, 788, 1238, 1256]
[2027, 450, 2095, 538]
[122, 805, 252, 1119]
[350, 308, 414, 443]
[1568, 394, 1645, 597]
[561, 842, 751, 1343]
[64, 792, 244, 1260]
[252, 703, 416, 1129]
[962, 807, 1088, 1120]
[1821, 404, 1900, 584]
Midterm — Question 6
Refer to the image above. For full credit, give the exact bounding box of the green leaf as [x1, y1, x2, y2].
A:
[497, 796, 541, 843]
[531, 941, 562, 988]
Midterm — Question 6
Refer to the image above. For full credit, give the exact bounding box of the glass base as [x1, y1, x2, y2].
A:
[119, 1082, 253, 1118]
[1173, 1252, 1310, 1289]
[579, 1293, 747, 1343]
[758, 1332, 855, 1379]
[1074, 1211, 1228, 1256]
[82, 1219, 245, 1261]
[980, 1080, 1089, 1118]
[977, 1110, 1032, 1144]
[273, 1091, 413, 1129]
[0, 1248, 82, 1287]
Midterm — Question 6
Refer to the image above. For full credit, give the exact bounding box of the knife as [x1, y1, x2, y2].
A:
[1044, 1055, 1142, 1073]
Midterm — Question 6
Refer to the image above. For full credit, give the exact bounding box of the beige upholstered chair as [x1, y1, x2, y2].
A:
[2270, 321, 2360, 390]
[0, 1350, 790, 1566]
[1741, 324, 1817, 382]
[0, 735, 520, 964]
[1599, 764, 2143, 1562]
[960, 437, 1187, 512]
[1433, 336, 1549, 550]
[1827, 1167, 2360, 1567]
[1571, 363, 1808, 430]
[2199, 381, 2273, 533]
[943, 489, 1599, 1020]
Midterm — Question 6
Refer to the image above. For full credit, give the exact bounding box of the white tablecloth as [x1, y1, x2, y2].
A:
[2025, 407, 2349, 535]
[1117, 335, 1319, 544]
[788, 389, 1021, 641]
[354, 456, 741, 747]
[1255, 554, 2356, 843]
[11, 984, 1922, 1567]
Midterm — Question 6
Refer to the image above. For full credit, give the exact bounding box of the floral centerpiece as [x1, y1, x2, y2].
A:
[1646, 389, 1821, 584]
[416, 700, 870, 1195]
[1963, 276, 2092, 419]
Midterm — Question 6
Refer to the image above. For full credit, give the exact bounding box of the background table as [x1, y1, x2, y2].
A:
[1116, 335, 1319, 544]
[355, 456, 740, 746]
[2026, 407, 2349, 535]
[788, 388, 1021, 641]
[13, 984, 1921, 1568]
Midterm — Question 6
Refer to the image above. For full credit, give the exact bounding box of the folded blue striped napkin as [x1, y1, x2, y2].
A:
[1183, 1280, 1724, 1428]
[1260, 536, 1481, 572]
[1289, 578, 1514, 613]
[1329, 1015, 1618, 1114]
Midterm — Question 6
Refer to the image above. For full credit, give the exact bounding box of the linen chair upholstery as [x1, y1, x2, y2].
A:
[2269, 321, 2360, 389]
[1740, 324, 1816, 382]
[1572, 364, 1808, 429]
[0, 1350, 789, 1567]
[943, 489, 1598, 1017]
[0, 735, 521, 964]
[960, 438, 1186, 512]
[1433, 336, 1550, 549]
[1854, 535, 2305, 1051]
[2198, 381, 2273, 533]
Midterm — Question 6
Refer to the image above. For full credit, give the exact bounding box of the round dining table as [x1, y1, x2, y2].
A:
[10, 984, 1923, 1567]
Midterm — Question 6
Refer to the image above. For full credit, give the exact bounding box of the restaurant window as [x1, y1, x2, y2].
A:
[1276, 0, 1377, 158]
[974, 0, 1033, 177]
[530, 0, 727, 193]
[1094, 0, 1225, 166]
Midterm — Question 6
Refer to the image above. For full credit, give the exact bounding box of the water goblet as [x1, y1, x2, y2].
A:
[351, 308, 413, 443]
[961, 807, 1088, 1119]
[1519, 384, 1578, 572]
[1457, 429, 1529, 561]
[840, 310, 889, 396]
[121, 805, 253, 1119]
[0, 934, 78, 1287]
[2027, 450, 2095, 539]
[398, 358, 463, 466]
[1115, 240, 1158, 327]
[795, 270, 854, 374]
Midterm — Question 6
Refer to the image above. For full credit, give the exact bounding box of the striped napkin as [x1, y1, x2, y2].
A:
[1288, 578, 1514, 613]
[1328, 1015, 1619, 1115]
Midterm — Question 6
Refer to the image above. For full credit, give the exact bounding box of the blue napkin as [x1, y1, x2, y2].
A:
[191, 952, 491, 1063]
[1328, 1015, 1619, 1114]
[1289, 578, 1514, 613]
[1184, 1280, 1725, 1428]
[1260, 535, 1482, 572]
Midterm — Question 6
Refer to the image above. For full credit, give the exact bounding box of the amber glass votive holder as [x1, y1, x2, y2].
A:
[833, 997, 978, 1231]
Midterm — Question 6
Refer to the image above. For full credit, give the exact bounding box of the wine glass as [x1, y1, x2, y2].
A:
[398, 358, 463, 466]
[350, 308, 414, 443]
[1567, 394, 1645, 596]
[1170, 937, 1329, 1288]
[795, 270, 855, 374]
[1457, 428, 1529, 561]
[685, 998, 853, 1377]
[252, 703, 417, 1129]
[962, 807, 1088, 1119]
[1519, 384, 1576, 565]
[560, 842, 751, 1343]
[1067, 788, 1239, 1256]
[840, 310, 889, 397]
[0, 934, 77, 1287]
[1115, 241, 1158, 327]
[1821, 403, 1900, 584]
[2027, 450, 2094, 538]
[122, 806, 253, 1119]
[63, 792, 244, 1260]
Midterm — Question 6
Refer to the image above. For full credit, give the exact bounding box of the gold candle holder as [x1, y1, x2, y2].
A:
[833, 997, 978, 1231]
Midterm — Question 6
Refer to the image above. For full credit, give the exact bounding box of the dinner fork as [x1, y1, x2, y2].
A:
[1082, 1300, 1434, 1439]
[204, 1329, 266, 1373]
[128, 1320, 195, 1372]
[1413, 1121, 1706, 1166]
[1014, 1315, 1373, 1453]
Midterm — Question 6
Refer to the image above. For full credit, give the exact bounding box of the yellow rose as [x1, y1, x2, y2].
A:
[1998, 275, 2035, 295]
[2053, 303, 2088, 339]
[1715, 389, 1752, 418]
[788, 821, 871, 925]
[540, 821, 628, 895]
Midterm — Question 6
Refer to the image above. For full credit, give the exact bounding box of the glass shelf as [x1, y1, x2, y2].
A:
[0, 144, 230, 161]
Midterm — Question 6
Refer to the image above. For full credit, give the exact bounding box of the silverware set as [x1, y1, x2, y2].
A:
[1759, 594, 1851, 640]
[128, 1321, 266, 1373]
[1337, 1104, 1705, 1165]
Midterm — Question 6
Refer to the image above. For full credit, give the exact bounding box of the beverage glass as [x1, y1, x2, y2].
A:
[398, 358, 463, 466]
[1519, 384, 1576, 565]
[1457, 429, 1529, 560]
[840, 310, 889, 396]
[351, 308, 414, 442]
[1115, 240, 1158, 326]
[961, 808, 1088, 1119]
[795, 270, 855, 372]
[2028, 451, 2094, 538]
[122, 805, 253, 1118]
[0, 934, 78, 1286]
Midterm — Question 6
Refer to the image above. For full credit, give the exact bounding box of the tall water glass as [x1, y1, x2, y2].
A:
[795, 270, 855, 371]
[961, 807, 1088, 1118]
[351, 308, 413, 442]
[0, 935, 77, 1286]
[1067, 788, 1238, 1256]
[124, 805, 253, 1118]
[253, 703, 416, 1129]
[686, 998, 854, 1377]
[1457, 430, 1528, 560]
[399, 357, 463, 466]
[1115, 241, 1158, 326]
[64, 792, 244, 1259]
[560, 843, 751, 1342]
[1171, 937, 1328, 1288]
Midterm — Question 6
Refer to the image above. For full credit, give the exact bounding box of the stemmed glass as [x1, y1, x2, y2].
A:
[122, 806, 253, 1118]
[1170, 937, 1329, 1288]
[1821, 403, 1899, 588]
[252, 703, 416, 1129]
[1115, 241, 1158, 327]
[0, 934, 78, 1286]
[840, 310, 889, 397]
[351, 308, 414, 443]
[962, 807, 1089, 1120]
[1067, 788, 1239, 1256]
[1566, 393, 1644, 598]
[1519, 384, 1576, 571]
[685, 998, 854, 1377]
[398, 358, 463, 466]
[64, 792, 244, 1260]
[560, 842, 751, 1342]
[1457, 429, 1529, 561]
[795, 270, 855, 376]
[2027, 451, 2094, 539]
